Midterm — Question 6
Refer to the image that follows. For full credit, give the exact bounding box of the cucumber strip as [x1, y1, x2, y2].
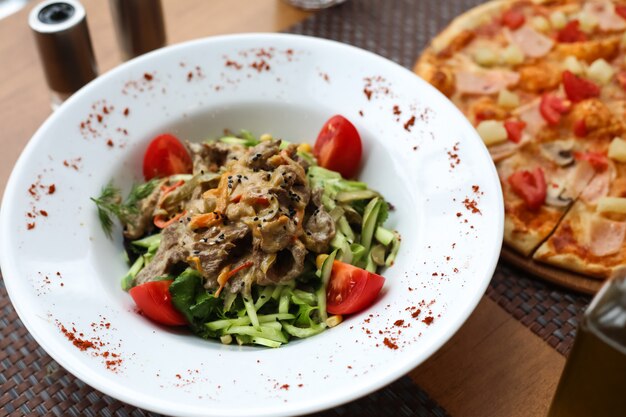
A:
[365, 252, 377, 273]
[236, 335, 253, 345]
[243, 296, 260, 328]
[251, 337, 282, 348]
[121, 256, 144, 291]
[361, 198, 381, 252]
[278, 287, 291, 314]
[375, 226, 395, 246]
[270, 285, 283, 300]
[329, 206, 345, 222]
[223, 291, 238, 312]
[282, 322, 327, 338]
[279, 140, 292, 150]
[296, 151, 317, 166]
[331, 232, 353, 264]
[316, 249, 338, 322]
[239, 130, 257, 143]
[205, 316, 251, 331]
[131, 233, 162, 249]
[258, 313, 295, 322]
[385, 231, 402, 267]
[337, 216, 355, 242]
[350, 243, 367, 265]
[259, 321, 282, 331]
[335, 189, 379, 203]
[219, 136, 256, 146]
[292, 289, 317, 306]
[225, 325, 288, 343]
[254, 286, 275, 311]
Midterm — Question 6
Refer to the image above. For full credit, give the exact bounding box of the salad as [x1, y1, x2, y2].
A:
[93, 115, 400, 347]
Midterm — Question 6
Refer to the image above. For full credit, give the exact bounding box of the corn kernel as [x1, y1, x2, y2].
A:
[297, 143, 312, 153]
[497, 89, 520, 109]
[608, 137, 626, 162]
[549, 11, 567, 29]
[476, 120, 508, 146]
[587, 58, 614, 85]
[316, 254, 329, 270]
[326, 315, 343, 328]
[220, 335, 233, 345]
[260, 133, 273, 141]
[502, 44, 524, 66]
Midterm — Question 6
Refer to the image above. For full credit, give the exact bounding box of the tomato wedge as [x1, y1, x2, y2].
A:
[501, 8, 525, 30]
[326, 261, 385, 315]
[562, 71, 600, 103]
[539, 94, 571, 126]
[504, 120, 526, 143]
[143, 134, 193, 180]
[129, 280, 187, 326]
[314, 115, 362, 179]
[556, 20, 587, 43]
[508, 168, 547, 210]
[574, 151, 608, 171]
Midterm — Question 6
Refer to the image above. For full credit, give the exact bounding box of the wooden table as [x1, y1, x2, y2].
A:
[0, 1, 565, 416]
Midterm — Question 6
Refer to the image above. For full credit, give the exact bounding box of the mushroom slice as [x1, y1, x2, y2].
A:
[540, 140, 575, 167]
[545, 183, 573, 207]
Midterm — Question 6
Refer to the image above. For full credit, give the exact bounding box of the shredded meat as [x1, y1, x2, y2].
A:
[130, 139, 335, 294]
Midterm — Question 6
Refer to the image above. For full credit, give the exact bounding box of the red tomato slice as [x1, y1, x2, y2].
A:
[539, 94, 571, 126]
[314, 115, 363, 178]
[129, 280, 187, 326]
[557, 20, 587, 43]
[573, 119, 587, 137]
[562, 71, 600, 103]
[508, 168, 547, 211]
[574, 151, 608, 171]
[616, 5, 626, 20]
[326, 261, 385, 315]
[143, 134, 193, 180]
[502, 8, 525, 30]
[504, 120, 526, 143]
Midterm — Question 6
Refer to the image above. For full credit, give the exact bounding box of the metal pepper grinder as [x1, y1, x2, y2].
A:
[109, 0, 166, 60]
[29, 0, 98, 109]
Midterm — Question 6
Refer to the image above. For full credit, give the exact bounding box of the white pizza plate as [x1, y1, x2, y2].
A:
[0, 33, 503, 417]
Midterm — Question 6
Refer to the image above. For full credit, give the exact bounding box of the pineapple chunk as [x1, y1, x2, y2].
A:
[473, 47, 498, 67]
[608, 137, 626, 162]
[502, 44, 524, 66]
[497, 89, 520, 109]
[578, 11, 598, 32]
[563, 56, 585, 75]
[476, 120, 508, 146]
[531, 16, 551, 32]
[549, 11, 567, 29]
[597, 197, 626, 214]
[587, 58, 614, 85]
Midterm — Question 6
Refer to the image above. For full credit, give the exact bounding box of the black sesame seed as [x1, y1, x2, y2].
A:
[219, 233, 225, 240]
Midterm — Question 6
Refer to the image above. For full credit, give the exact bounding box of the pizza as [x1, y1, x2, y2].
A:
[416, 0, 626, 279]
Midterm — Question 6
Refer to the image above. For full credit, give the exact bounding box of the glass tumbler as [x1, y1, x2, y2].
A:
[547, 272, 626, 417]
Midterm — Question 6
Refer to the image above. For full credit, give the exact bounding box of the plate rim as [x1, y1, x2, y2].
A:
[0, 32, 504, 416]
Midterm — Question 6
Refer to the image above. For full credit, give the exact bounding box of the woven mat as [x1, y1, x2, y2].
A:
[1, 0, 593, 416]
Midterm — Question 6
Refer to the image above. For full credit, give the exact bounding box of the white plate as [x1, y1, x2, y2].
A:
[0, 34, 503, 417]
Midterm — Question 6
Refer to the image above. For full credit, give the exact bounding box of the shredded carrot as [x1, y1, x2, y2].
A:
[153, 210, 186, 229]
[157, 180, 184, 207]
[215, 261, 253, 297]
[230, 194, 242, 203]
[216, 172, 232, 212]
[186, 255, 204, 273]
[188, 211, 222, 230]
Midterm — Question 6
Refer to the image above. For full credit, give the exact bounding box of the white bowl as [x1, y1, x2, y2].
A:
[0, 33, 503, 416]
